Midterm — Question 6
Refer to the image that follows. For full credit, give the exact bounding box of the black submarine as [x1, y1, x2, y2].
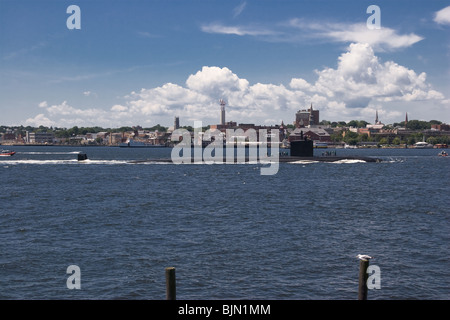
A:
[128, 133, 381, 164]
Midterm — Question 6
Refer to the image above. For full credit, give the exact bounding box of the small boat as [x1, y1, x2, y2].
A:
[119, 139, 166, 148]
[414, 141, 433, 149]
[438, 151, 448, 157]
[314, 142, 328, 149]
[0, 149, 16, 156]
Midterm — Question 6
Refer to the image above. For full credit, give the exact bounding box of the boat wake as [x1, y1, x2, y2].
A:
[0, 159, 129, 165]
[288, 160, 320, 164]
[18, 151, 82, 155]
[289, 159, 367, 164]
[330, 159, 367, 164]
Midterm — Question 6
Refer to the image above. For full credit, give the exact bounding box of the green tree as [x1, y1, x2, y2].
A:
[347, 120, 359, 127]
[426, 136, 438, 145]
[392, 137, 401, 145]
[344, 131, 358, 145]
[407, 136, 416, 145]
[358, 120, 369, 128]
[406, 120, 430, 130]
[358, 133, 370, 142]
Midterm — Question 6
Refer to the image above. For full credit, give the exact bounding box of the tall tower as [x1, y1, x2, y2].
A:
[309, 103, 314, 126]
[405, 112, 408, 126]
[219, 99, 226, 125]
[375, 110, 379, 124]
[174, 116, 180, 130]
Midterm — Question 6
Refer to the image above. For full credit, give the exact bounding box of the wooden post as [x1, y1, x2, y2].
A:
[358, 259, 370, 300]
[165, 267, 176, 300]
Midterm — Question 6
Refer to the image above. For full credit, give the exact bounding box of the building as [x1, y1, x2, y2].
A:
[295, 104, 319, 127]
[2, 131, 16, 141]
[174, 116, 180, 130]
[431, 123, 450, 131]
[26, 131, 55, 144]
[366, 110, 384, 130]
[289, 127, 331, 142]
[220, 99, 226, 125]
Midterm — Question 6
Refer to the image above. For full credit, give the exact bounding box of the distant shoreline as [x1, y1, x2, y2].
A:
[2, 144, 447, 149]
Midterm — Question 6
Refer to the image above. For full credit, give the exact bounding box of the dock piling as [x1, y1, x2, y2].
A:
[358, 259, 370, 300]
[165, 267, 176, 300]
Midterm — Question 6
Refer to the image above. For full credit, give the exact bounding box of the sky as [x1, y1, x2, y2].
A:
[0, 0, 449, 129]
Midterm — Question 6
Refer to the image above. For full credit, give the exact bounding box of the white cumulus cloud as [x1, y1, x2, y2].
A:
[434, 6, 450, 25]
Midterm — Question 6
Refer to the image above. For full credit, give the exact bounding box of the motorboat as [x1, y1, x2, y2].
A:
[438, 151, 448, 157]
[414, 142, 433, 149]
[119, 139, 165, 148]
[0, 149, 16, 156]
[314, 142, 328, 148]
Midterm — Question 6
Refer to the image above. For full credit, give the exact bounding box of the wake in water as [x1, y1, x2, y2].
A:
[18, 151, 82, 155]
[0, 159, 129, 165]
[289, 160, 320, 164]
[288, 159, 367, 164]
[330, 159, 367, 164]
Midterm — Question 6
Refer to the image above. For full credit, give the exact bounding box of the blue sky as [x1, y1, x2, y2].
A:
[1, 0, 449, 128]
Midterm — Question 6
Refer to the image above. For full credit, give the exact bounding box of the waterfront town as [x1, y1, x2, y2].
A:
[1, 105, 449, 148]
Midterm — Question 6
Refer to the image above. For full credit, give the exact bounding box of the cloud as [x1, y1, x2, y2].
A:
[38, 101, 48, 108]
[83, 91, 98, 98]
[434, 6, 450, 25]
[26, 44, 446, 127]
[201, 23, 278, 36]
[294, 43, 444, 105]
[3, 41, 47, 60]
[233, 1, 247, 18]
[116, 50, 445, 124]
[25, 114, 55, 127]
[287, 19, 424, 51]
[137, 31, 160, 39]
[201, 18, 423, 51]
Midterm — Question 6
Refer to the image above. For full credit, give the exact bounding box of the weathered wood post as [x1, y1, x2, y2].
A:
[357, 254, 372, 300]
[358, 260, 370, 300]
[165, 267, 176, 300]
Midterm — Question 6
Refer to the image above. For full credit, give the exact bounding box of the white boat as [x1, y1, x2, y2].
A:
[119, 139, 165, 148]
[414, 142, 433, 149]
[314, 142, 328, 148]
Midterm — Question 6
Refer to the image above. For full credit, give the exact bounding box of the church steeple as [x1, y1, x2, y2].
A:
[375, 110, 379, 124]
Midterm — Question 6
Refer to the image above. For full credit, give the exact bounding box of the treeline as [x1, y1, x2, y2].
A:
[0, 124, 168, 137]
[1, 119, 443, 134]
[319, 119, 442, 129]
[331, 131, 449, 146]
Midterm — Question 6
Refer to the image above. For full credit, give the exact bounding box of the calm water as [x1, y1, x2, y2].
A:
[0, 146, 448, 299]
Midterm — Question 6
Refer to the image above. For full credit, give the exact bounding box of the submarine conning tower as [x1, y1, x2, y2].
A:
[77, 153, 88, 161]
[290, 131, 314, 157]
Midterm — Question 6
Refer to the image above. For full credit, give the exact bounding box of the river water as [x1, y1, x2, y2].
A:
[0, 146, 448, 299]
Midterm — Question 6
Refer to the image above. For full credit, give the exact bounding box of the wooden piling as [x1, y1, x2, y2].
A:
[358, 259, 370, 300]
[165, 267, 176, 300]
